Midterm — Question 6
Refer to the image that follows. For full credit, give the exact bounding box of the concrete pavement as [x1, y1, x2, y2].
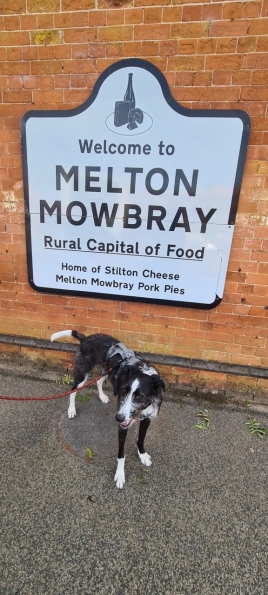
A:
[0, 364, 268, 595]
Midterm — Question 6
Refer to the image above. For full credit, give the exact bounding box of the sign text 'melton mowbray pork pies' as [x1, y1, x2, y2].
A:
[21, 59, 250, 309]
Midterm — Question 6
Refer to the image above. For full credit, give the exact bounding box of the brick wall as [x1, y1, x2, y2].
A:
[0, 0, 268, 398]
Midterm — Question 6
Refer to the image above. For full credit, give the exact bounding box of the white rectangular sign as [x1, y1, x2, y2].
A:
[21, 59, 250, 308]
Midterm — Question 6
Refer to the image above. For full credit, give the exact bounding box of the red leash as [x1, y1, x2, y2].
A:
[0, 370, 111, 402]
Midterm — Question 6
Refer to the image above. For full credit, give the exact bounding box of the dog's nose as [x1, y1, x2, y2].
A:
[115, 412, 125, 423]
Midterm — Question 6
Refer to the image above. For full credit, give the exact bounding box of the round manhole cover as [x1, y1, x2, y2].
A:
[59, 393, 122, 463]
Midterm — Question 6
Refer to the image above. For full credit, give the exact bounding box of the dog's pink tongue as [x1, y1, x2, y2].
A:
[121, 419, 132, 427]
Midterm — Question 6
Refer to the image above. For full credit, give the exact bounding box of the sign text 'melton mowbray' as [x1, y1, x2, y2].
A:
[21, 59, 250, 308]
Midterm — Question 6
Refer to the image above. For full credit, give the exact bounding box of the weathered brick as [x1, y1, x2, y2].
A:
[134, 24, 169, 40]
[160, 40, 178, 56]
[62, 0, 94, 10]
[205, 55, 243, 70]
[212, 70, 232, 85]
[178, 39, 197, 54]
[106, 43, 124, 58]
[71, 11, 89, 28]
[242, 1, 262, 18]
[237, 36, 257, 53]
[216, 37, 237, 53]
[209, 20, 249, 37]
[197, 37, 217, 53]
[99, 25, 133, 42]
[168, 55, 205, 71]
[32, 90, 63, 103]
[182, 5, 202, 21]
[144, 7, 162, 24]
[141, 41, 159, 55]
[125, 9, 143, 25]
[171, 22, 209, 39]
[37, 14, 54, 30]
[123, 42, 142, 57]
[66, 58, 98, 74]
[27, 0, 60, 12]
[64, 28, 97, 43]
[248, 18, 268, 35]
[3, 90, 32, 103]
[244, 53, 268, 68]
[241, 86, 268, 100]
[163, 7, 182, 22]
[222, 2, 243, 20]
[107, 9, 124, 26]
[0, 0, 26, 13]
[31, 60, 62, 75]
[256, 36, 268, 51]
[31, 30, 63, 46]
[4, 16, 20, 31]
[0, 31, 30, 46]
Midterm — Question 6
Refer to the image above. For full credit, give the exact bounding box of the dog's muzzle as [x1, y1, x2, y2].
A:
[115, 412, 133, 428]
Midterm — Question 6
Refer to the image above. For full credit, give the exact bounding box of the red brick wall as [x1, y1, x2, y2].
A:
[0, 0, 268, 395]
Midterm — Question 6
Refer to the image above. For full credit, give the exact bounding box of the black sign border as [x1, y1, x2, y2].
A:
[21, 58, 251, 310]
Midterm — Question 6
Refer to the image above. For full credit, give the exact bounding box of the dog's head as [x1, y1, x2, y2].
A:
[114, 364, 165, 429]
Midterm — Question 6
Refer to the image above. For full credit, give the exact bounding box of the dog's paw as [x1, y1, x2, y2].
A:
[114, 470, 125, 489]
[99, 392, 110, 404]
[114, 458, 125, 489]
[68, 405, 76, 419]
[138, 452, 152, 467]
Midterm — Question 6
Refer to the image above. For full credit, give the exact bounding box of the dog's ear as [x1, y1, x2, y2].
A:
[152, 376, 165, 391]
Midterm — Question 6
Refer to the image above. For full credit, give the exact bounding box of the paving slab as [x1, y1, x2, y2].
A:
[0, 369, 268, 595]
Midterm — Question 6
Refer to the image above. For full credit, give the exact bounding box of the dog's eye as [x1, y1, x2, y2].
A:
[121, 386, 130, 398]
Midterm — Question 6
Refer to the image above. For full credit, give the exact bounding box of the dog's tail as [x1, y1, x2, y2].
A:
[51, 330, 86, 343]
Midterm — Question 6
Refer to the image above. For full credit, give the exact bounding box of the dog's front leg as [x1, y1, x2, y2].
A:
[137, 419, 152, 467]
[114, 426, 128, 489]
[96, 374, 109, 403]
[68, 375, 88, 419]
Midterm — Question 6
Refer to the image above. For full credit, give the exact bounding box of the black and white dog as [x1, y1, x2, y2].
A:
[51, 330, 165, 489]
